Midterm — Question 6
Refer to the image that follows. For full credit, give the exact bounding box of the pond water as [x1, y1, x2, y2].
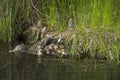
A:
[0, 43, 120, 80]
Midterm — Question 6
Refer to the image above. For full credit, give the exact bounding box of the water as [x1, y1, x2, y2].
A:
[0, 44, 120, 80]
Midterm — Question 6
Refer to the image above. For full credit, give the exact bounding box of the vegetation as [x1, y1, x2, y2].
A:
[0, 0, 120, 60]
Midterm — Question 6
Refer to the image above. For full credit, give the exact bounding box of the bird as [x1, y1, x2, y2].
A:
[9, 44, 29, 54]
[41, 26, 47, 39]
[41, 26, 47, 34]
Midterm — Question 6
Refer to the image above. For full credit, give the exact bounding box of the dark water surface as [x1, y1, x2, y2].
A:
[0, 44, 120, 80]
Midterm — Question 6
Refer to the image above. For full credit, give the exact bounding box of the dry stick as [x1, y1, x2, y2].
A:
[108, 48, 113, 60]
[30, 0, 49, 18]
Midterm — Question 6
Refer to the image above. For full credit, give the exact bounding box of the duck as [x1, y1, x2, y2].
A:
[9, 44, 30, 54]
[9, 30, 71, 59]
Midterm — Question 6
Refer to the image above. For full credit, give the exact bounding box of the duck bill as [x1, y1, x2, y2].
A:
[9, 49, 15, 53]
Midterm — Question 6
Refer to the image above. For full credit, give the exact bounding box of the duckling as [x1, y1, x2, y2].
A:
[53, 44, 58, 49]
[48, 44, 54, 49]
[59, 45, 64, 49]
[37, 45, 43, 63]
[44, 46, 50, 54]
[61, 49, 69, 58]
[61, 49, 66, 55]
[37, 46, 43, 56]
[41, 26, 47, 39]
[48, 49, 60, 58]
[56, 49, 61, 54]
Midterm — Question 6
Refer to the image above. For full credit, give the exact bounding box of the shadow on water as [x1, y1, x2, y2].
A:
[0, 43, 120, 80]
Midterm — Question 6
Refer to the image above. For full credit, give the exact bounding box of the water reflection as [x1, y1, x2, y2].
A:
[0, 44, 120, 80]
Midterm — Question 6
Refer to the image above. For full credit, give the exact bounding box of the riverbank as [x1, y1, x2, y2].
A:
[7, 25, 120, 61]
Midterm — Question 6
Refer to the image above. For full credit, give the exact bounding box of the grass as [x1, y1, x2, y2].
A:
[0, 0, 120, 60]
